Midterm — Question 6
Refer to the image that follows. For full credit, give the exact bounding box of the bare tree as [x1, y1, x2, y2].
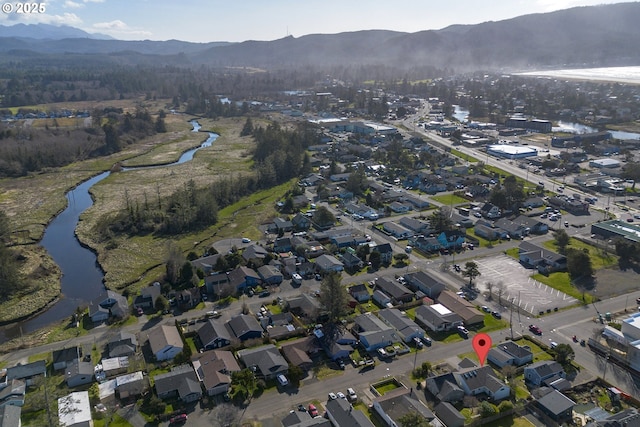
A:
[485, 281, 494, 300]
[495, 281, 505, 305]
[210, 403, 241, 427]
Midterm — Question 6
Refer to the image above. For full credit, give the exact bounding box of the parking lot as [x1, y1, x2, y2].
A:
[473, 254, 578, 315]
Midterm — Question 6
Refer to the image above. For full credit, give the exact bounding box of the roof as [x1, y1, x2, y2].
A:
[198, 319, 231, 347]
[326, 396, 375, 427]
[377, 308, 423, 338]
[519, 241, 566, 264]
[108, 331, 138, 357]
[537, 389, 575, 415]
[0, 405, 21, 427]
[436, 290, 485, 324]
[53, 347, 81, 366]
[280, 336, 319, 367]
[315, 254, 343, 270]
[226, 314, 262, 340]
[192, 350, 239, 392]
[489, 340, 533, 362]
[6, 360, 47, 380]
[526, 360, 565, 378]
[237, 344, 288, 377]
[243, 244, 269, 261]
[58, 391, 92, 427]
[374, 388, 434, 422]
[435, 402, 466, 426]
[375, 277, 414, 300]
[65, 360, 94, 379]
[354, 312, 393, 334]
[148, 324, 183, 355]
[154, 364, 201, 398]
[455, 365, 507, 394]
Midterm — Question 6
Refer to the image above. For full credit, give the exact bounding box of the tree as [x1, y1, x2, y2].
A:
[398, 412, 429, 427]
[501, 364, 517, 381]
[462, 261, 481, 287]
[553, 229, 570, 253]
[622, 161, 640, 189]
[479, 401, 498, 418]
[429, 209, 453, 233]
[102, 123, 121, 154]
[240, 117, 254, 136]
[230, 369, 258, 402]
[155, 295, 169, 313]
[318, 272, 349, 323]
[210, 403, 241, 427]
[154, 116, 166, 133]
[369, 250, 382, 269]
[485, 281, 494, 300]
[312, 206, 335, 228]
[498, 400, 514, 413]
[393, 253, 409, 266]
[554, 343, 575, 365]
[566, 248, 594, 281]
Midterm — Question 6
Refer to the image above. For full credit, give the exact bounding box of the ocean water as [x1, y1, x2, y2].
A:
[516, 66, 640, 84]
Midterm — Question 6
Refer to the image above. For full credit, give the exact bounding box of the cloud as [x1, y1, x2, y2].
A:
[64, 1, 84, 8]
[92, 20, 152, 38]
[0, 11, 83, 26]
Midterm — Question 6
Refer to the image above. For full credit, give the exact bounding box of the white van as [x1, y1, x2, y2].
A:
[277, 374, 289, 386]
[292, 273, 303, 285]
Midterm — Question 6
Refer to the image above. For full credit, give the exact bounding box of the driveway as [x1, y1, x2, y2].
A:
[472, 254, 577, 315]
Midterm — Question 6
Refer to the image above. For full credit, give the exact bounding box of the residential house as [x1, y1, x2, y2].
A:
[147, 324, 184, 361]
[317, 328, 357, 361]
[283, 410, 331, 427]
[6, 360, 46, 386]
[190, 254, 222, 276]
[494, 218, 529, 239]
[0, 406, 21, 427]
[236, 344, 288, 380]
[480, 203, 501, 219]
[408, 235, 442, 253]
[65, 360, 94, 388]
[291, 212, 312, 231]
[154, 365, 202, 403]
[280, 336, 320, 372]
[242, 244, 269, 262]
[226, 314, 263, 342]
[523, 197, 545, 208]
[292, 194, 310, 209]
[377, 309, 424, 343]
[177, 287, 200, 310]
[535, 388, 576, 424]
[262, 312, 299, 341]
[372, 388, 435, 427]
[325, 396, 375, 427]
[382, 222, 413, 239]
[374, 278, 414, 304]
[58, 391, 92, 427]
[0, 379, 25, 407]
[404, 270, 445, 298]
[197, 319, 232, 350]
[437, 290, 485, 326]
[402, 195, 430, 210]
[514, 215, 548, 235]
[274, 237, 293, 253]
[228, 266, 261, 292]
[519, 241, 567, 273]
[341, 252, 363, 272]
[100, 357, 129, 378]
[89, 290, 128, 323]
[352, 312, 397, 352]
[487, 341, 534, 368]
[415, 304, 463, 332]
[454, 366, 511, 402]
[272, 217, 293, 233]
[53, 347, 81, 371]
[389, 201, 411, 213]
[349, 284, 370, 303]
[258, 265, 283, 285]
[115, 372, 147, 401]
[331, 235, 354, 249]
[426, 372, 465, 403]
[204, 272, 230, 295]
[372, 289, 392, 308]
[437, 230, 466, 250]
[315, 254, 344, 273]
[373, 243, 393, 264]
[107, 331, 138, 358]
[434, 402, 465, 427]
[192, 350, 241, 396]
[287, 293, 322, 322]
[524, 361, 566, 386]
[474, 223, 500, 241]
[399, 217, 429, 234]
[133, 284, 161, 310]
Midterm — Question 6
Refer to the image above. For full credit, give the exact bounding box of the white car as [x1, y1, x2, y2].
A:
[347, 388, 357, 401]
[337, 392, 346, 400]
[241, 237, 251, 243]
[328, 392, 337, 400]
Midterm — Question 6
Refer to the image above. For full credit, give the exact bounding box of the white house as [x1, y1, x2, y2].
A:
[148, 325, 184, 361]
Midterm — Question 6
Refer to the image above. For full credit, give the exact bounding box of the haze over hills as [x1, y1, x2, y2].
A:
[1, 2, 640, 72]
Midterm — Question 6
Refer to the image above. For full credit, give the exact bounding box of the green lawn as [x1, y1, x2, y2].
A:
[532, 272, 594, 304]
[475, 314, 509, 333]
[543, 237, 618, 269]
[94, 414, 133, 427]
[430, 194, 469, 206]
[450, 149, 479, 163]
[505, 247, 519, 259]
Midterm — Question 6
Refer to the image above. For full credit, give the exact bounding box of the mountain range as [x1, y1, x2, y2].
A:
[1, 2, 640, 72]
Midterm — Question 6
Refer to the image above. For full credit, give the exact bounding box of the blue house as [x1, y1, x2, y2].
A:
[437, 230, 466, 249]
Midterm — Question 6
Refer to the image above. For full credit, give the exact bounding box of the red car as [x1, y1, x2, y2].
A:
[308, 404, 318, 417]
[169, 414, 188, 424]
[529, 325, 542, 335]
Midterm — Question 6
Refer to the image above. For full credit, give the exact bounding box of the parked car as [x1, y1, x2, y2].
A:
[259, 291, 271, 298]
[338, 359, 345, 370]
[241, 237, 251, 243]
[422, 336, 432, 346]
[277, 374, 289, 386]
[169, 414, 188, 424]
[457, 325, 469, 338]
[308, 404, 318, 417]
[491, 311, 502, 319]
[481, 306, 491, 313]
[328, 392, 337, 400]
[347, 387, 358, 402]
[377, 348, 388, 358]
[529, 325, 542, 335]
[413, 337, 423, 348]
[337, 391, 346, 399]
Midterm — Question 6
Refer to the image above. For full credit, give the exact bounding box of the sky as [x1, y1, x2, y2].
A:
[0, 0, 631, 43]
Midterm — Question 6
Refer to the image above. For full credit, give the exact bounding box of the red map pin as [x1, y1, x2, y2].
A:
[472, 333, 492, 366]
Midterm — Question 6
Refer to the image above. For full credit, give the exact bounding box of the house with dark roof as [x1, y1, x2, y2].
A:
[340, 252, 364, 272]
[437, 290, 485, 326]
[258, 264, 283, 285]
[228, 266, 261, 292]
[65, 360, 94, 388]
[325, 396, 375, 427]
[437, 230, 466, 249]
[382, 222, 413, 239]
[352, 312, 397, 352]
[372, 387, 434, 426]
[434, 402, 465, 427]
[316, 327, 357, 361]
[474, 223, 500, 241]
[282, 410, 331, 427]
[197, 319, 232, 350]
[514, 215, 548, 235]
[454, 365, 510, 401]
[524, 361, 566, 386]
[315, 254, 344, 273]
[154, 364, 202, 403]
[377, 308, 424, 343]
[272, 217, 294, 233]
[133, 284, 161, 310]
[519, 241, 567, 273]
[205, 272, 230, 295]
[107, 331, 138, 358]
[415, 304, 463, 332]
[192, 350, 241, 396]
[535, 388, 576, 423]
[0, 379, 25, 407]
[399, 217, 429, 233]
[494, 217, 529, 239]
[191, 254, 222, 275]
[237, 344, 288, 380]
[280, 336, 320, 372]
[404, 270, 445, 298]
[426, 372, 465, 403]
[53, 347, 81, 371]
[115, 371, 147, 401]
[274, 237, 293, 253]
[487, 340, 533, 368]
[147, 324, 184, 361]
[287, 293, 322, 322]
[372, 242, 393, 264]
[374, 277, 414, 304]
[292, 212, 312, 231]
[6, 360, 46, 386]
[225, 314, 263, 342]
[242, 244, 269, 262]
[89, 290, 128, 323]
[409, 235, 442, 253]
[0, 405, 21, 427]
[349, 284, 370, 303]
[480, 203, 501, 219]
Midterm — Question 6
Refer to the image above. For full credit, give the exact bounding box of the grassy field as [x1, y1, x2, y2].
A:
[430, 194, 469, 206]
[450, 149, 479, 163]
[543, 237, 618, 269]
[532, 272, 594, 304]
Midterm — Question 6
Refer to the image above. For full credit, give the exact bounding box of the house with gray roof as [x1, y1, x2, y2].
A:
[415, 304, 463, 332]
[352, 312, 397, 352]
[258, 264, 283, 285]
[236, 344, 288, 380]
[147, 324, 184, 361]
[372, 387, 434, 426]
[191, 254, 222, 275]
[519, 241, 567, 273]
[282, 410, 331, 427]
[108, 331, 138, 358]
[513, 215, 548, 235]
[242, 244, 269, 262]
[408, 235, 442, 252]
[377, 309, 424, 343]
[372, 242, 393, 264]
[487, 340, 533, 368]
[226, 314, 263, 342]
[133, 284, 161, 310]
[228, 266, 261, 292]
[287, 293, 322, 322]
[535, 388, 576, 423]
[426, 372, 464, 403]
[434, 402, 465, 427]
[494, 217, 529, 239]
[6, 360, 46, 386]
[315, 254, 344, 273]
[524, 360, 566, 386]
[65, 360, 94, 388]
[454, 365, 510, 402]
[374, 277, 414, 304]
[89, 289, 128, 323]
[52, 347, 81, 371]
[0, 405, 21, 427]
[0, 379, 25, 407]
[404, 270, 445, 298]
[280, 336, 320, 372]
[197, 319, 232, 350]
[382, 221, 413, 239]
[399, 216, 429, 233]
[325, 396, 375, 427]
[154, 364, 202, 403]
[192, 350, 240, 396]
[349, 284, 370, 303]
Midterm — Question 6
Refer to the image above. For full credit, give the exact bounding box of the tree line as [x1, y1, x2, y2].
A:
[98, 121, 318, 239]
[0, 211, 26, 301]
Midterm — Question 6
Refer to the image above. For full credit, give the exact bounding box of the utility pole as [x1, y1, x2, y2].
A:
[509, 295, 514, 339]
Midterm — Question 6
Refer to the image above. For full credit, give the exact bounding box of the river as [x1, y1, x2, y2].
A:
[0, 121, 217, 343]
